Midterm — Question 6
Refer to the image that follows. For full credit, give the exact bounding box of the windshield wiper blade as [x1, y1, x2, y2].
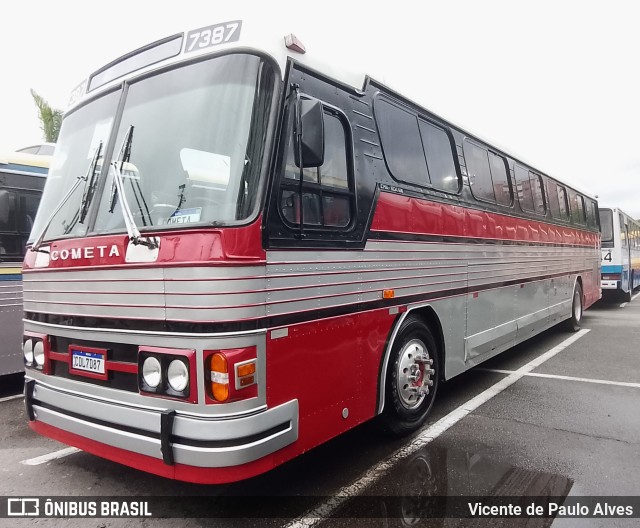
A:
[108, 127, 133, 214]
[31, 144, 103, 253]
[110, 126, 158, 249]
[79, 141, 103, 224]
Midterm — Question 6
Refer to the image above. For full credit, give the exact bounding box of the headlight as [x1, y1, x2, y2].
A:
[142, 356, 162, 388]
[23, 339, 34, 364]
[33, 341, 45, 366]
[167, 359, 189, 392]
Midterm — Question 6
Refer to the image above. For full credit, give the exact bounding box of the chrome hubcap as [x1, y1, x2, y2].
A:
[397, 339, 434, 409]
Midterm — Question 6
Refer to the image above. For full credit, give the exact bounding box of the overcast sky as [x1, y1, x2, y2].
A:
[2, 0, 638, 217]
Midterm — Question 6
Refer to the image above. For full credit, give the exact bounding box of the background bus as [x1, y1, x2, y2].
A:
[598, 207, 640, 301]
[0, 153, 47, 376]
[22, 20, 600, 483]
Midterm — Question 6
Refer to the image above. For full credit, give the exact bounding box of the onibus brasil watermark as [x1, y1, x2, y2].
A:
[4, 498, 151, 518]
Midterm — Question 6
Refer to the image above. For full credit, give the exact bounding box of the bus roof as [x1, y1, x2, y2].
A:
[0, 150, 51, 175]
[67, 18, 372, 110]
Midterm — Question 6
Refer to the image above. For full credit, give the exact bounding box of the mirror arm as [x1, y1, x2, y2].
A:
[294, 85, 305, 237]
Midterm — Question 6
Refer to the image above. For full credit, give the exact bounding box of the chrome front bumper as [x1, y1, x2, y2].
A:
[25, 378, 298, 468]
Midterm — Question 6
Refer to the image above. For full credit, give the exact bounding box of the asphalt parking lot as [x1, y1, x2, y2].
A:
[1, 293, 639, 527]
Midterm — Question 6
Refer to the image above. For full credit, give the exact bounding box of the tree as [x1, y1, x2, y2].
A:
[30, 89, 63, 143]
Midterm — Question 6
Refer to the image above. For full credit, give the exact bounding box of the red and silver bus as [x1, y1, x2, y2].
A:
[23, 20, 601, 483]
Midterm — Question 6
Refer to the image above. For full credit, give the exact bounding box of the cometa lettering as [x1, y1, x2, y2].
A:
[50, 244, 120, 261]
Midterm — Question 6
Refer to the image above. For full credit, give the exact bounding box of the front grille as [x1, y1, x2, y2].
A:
[52, 336, 138, 363]
[48, 335, 138, 392]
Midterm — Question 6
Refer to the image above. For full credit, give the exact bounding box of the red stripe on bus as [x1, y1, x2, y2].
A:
[371, 193, 599, 246]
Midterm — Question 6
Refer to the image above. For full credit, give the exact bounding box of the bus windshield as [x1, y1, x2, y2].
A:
[599, 208, 614, 245]
[30, 53, 276, 243]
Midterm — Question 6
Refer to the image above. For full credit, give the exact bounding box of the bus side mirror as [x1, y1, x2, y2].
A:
[295, 98, 325, 168]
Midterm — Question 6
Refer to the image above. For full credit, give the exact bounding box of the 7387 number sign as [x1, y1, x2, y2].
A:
[185, 21, 242, 53]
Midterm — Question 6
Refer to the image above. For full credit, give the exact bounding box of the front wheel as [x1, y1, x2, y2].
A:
[380, 315, 440, 436]
[564, 281, 583, 332]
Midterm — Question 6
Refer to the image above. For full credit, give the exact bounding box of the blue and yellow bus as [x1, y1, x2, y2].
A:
[0, 153, 48, 376]
[598, 207, 640, 301]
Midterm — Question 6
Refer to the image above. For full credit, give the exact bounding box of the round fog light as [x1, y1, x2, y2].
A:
[34, 341, 45, 366]
[23, 339, 34, 364]
[142, 356, 162, 388]
[167, 359, 189, 392]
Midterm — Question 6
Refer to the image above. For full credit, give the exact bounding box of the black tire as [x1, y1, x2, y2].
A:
[620, 288, 632, 303]
[564, 281, 583, 332]
[380, 315, 440, 436]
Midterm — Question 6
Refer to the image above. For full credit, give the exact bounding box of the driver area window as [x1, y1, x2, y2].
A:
[280, 109, 353, 229]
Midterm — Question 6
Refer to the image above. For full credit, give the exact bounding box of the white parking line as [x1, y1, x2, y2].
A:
[284, 329, 590, 528]
[483, 369, 640, 389]
[632, 292, 640, 301]
[620, 302, 628, 308]
[0, 394, 23, 403]
[20, 447, 81, 466]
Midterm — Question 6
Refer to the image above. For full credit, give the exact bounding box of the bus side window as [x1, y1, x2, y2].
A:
[488, 152, 512, 206]
[546, 178, 562, 219]
[620, 213, 628, 247]
[568, 190, 586, 225]
[375, 97, 459, 194]
[514, 164, 534, 212]
[19, 192, 41, 246]
[464, 140, 495, 202]
[0, 190, 20, 257]
[375, 98, 428, 187]
[556, 185, 569, 219]
[417, 119, 459, 193]
[463, 140, 511, 205]
[585, 199, 597, 228]
[530, 172, 546, 215]
[0, 190, 16, 229]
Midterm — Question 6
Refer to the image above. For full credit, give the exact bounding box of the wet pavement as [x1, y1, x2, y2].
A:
[0, 295, 639, 527]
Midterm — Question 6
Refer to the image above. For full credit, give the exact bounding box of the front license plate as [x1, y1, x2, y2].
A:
[69, 347, 107, 379]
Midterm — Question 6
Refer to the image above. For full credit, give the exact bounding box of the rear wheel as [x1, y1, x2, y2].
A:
[381, 315, 440, 436]
[565, 281, 583, 332]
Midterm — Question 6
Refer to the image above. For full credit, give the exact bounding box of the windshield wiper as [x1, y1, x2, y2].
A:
[79, 141, 103, 224]
[30, 144, 103, 254]
[108, 126, 133, 214]
[109, 126, 158, 249]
